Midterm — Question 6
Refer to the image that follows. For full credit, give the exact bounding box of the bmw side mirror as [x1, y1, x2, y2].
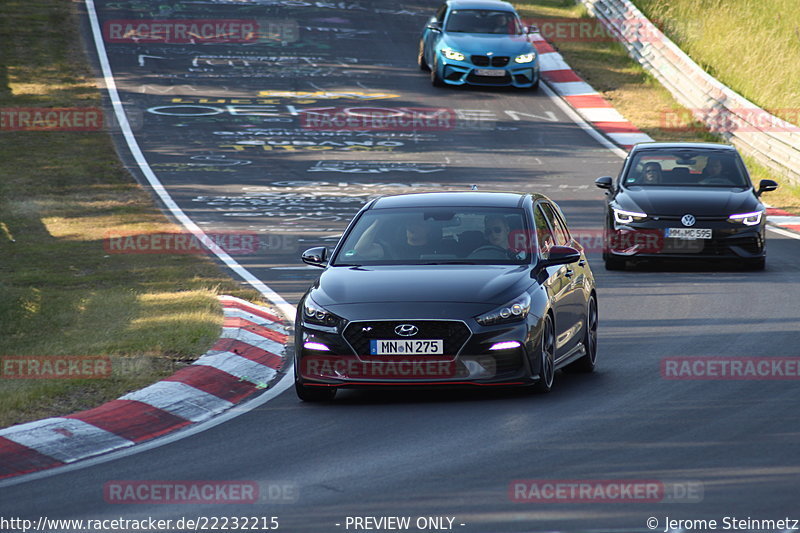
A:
[538, 245, 582, 269]
[756, 179, 778, 196]
[301, 246, 328, 267]
[525, 24, 539, 34]
[595, 176, 613, 190]
[426, 22, 442, 32]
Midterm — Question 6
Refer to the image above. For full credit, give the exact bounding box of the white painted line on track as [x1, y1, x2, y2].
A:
[540, 82, 628, 159]
[768, 225, 800, 240]
[83, 0, 295, 322]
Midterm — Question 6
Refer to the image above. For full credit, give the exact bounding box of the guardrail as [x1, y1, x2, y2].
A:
[580, 0, 800, 185]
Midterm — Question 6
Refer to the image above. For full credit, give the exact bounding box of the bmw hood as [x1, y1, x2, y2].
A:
[311, 265, 531, 307]
[441, 34, 534, 57]
[619, 187, 761, 217]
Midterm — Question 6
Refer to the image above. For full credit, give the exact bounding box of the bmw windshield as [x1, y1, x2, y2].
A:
[332, 207, 531, 266]
[445, 9, 523, 35]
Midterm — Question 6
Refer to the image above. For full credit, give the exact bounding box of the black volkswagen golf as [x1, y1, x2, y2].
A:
[294, 192, 597, 401]
[595, 142, 778, 270]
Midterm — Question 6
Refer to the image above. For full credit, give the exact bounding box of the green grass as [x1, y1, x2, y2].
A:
[0, 0, 267, 428]
[634, 0, 800, 116]
[513, 0, 800, 214]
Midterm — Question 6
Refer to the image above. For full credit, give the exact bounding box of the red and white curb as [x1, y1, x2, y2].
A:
[0, 296, 288, 481]
[531, 33, 653, 151]
[766, 207, 800, 234]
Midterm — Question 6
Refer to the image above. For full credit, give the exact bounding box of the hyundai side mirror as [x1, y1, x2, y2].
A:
[538, 245, 582, 269]
[301, 247, 328, 267]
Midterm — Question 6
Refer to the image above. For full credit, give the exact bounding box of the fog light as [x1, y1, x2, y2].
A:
[304, 341, 330, 351]
[489, 341, 521, 351]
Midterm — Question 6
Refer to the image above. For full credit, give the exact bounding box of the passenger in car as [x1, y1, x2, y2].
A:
[702, 157, 724, 179]
[400, 217, 457, 259]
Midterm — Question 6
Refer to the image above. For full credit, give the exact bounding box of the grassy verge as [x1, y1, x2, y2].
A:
[0, 0, 266, 428]
[634, 0, 800, 115]
[514, 0, 800, 215]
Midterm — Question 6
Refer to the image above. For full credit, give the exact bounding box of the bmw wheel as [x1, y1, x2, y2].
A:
[418, 41, 430, 71]
[431, 60, 445, 87]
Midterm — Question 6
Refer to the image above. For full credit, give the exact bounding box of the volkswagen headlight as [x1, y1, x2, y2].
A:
[442, 48, 465, 61]
[476, 293, 531, 326]
[728, 210, 763, 226]
[514, 52, 536, 64]
[613, 207, 648, 224]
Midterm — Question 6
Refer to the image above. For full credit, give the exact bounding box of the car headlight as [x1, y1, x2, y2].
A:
[728, 210, 763, 226]
[476, 293, 531, 326]
[613, 207, 648, 224]
[303, 297, 342, 328]
[514, 53, 536, 64]
[442, 48, 465, 61]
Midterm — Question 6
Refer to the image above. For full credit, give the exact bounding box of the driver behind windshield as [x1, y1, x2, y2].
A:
[484, 215, 511, 250]
[640, 162, 662, 185]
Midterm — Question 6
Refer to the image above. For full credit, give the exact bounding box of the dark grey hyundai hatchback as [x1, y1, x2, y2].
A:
[293, 191, 597, 401]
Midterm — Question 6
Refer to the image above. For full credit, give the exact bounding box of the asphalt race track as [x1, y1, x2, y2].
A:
[2, 1, 800, 531]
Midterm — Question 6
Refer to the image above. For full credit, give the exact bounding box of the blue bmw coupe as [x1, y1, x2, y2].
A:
[419, 0, 540, 89]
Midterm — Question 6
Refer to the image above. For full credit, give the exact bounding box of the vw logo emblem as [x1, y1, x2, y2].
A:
[394, 324, 418, 337]
[681, 214, 696, 227]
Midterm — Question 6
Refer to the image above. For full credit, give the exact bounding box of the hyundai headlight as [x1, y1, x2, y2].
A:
[728, 210, 763, 226]
[514, 52, 536, 64]
[442, 48, 465, 61]
[303, 297, 342, 328]
[476, 293, 531, 326]
[613, 207, 648, 224]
